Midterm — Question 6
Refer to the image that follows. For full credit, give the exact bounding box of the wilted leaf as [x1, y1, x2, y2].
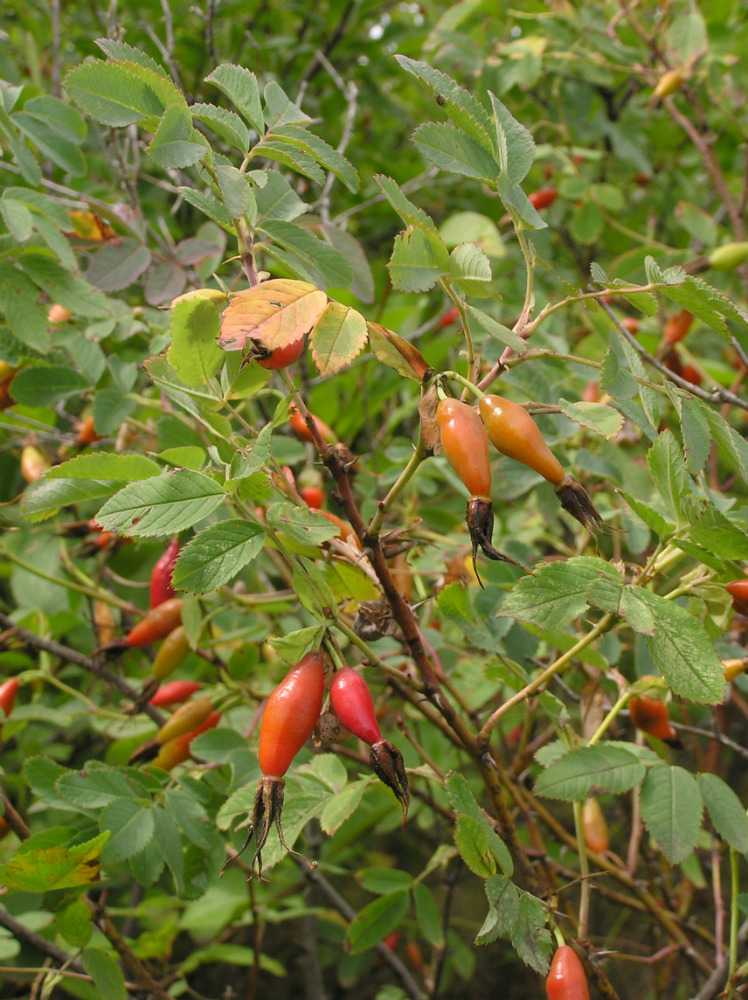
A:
[220, 279, 328, 352]
[311, 302, 368, 376]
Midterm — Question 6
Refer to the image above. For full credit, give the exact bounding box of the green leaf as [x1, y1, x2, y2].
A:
[439, 211, 506, 258]
[601, 346, 639, 401]
[93, 388, 136, 436]
[21, 256, 110, 317]
[177, 186, 233, 230]
[0, 104, 42, 186]
[499, 557, 622, 629]
[466, 305, 526, 353]
[557, 399, 624, 439]
[258, 219, 353, 288]
[12, 109, 86, 177]
[172, 519, 265, 593]
[205, 64, 264, 134]
[644, 255, 748, 332]
[683, 496, 748, 560]
[619, 491, 673, 538]
[512, 895, 553, 974]
[56, 767, 138, 809]
[436, 582, 509, 654]
[96, 39, 169, 77]
[168, 296, 225, 387]
[265, 502, 341, 546]
[394, 57, 494, 152]
[0, 262, 50, 353]
[488, 92, 535, 184]
[101, 799, 155, 863]
[47, 452, 161, 482]
[64, 60, 170, 126]
[320, 778, 372, 836]
[412, 122, 499, 182]
[0, 832, 109, 892]
[374, 174, 439, 232]
[640, 765, 702, 865]
[449, 243, 493, 297]
[634, 589, 725, 703]
[358, 868, 414, 895]
[56, 896, 93, 949]
[21, 478, 119, 522]
[153, 805, 185, 894]
[698, 773, 748, 852]
[445, 772, 513, 875]
[454, 814, 496, 877]
[259, 138, 325, 185]
[535, 746, 646, 801]
[191, 102, 250, 152]
[476, 875, 519, 945]
[1, 195, 33, 240]
[647, 430, 688, 523]
[272, 125, 359, 193]
[148, 104, 207, 169]
[263, 81, 311, 127]
[413, 883, 445, 947]
[497, 175, 547, 230]
[87, 237, 151, 292]
[347, 890, 410, 955]
[95, 470, 225, 537]
[701, 405, 748, 487]
[388, 226, 449, 293]
[10, 365, 90, 406]
[166, 789, 214, 849]
[82, 949, 127, 1000]
[679, 395, 712, 474]
[267, 625, 324, 665]
[254, 170, 306, 222]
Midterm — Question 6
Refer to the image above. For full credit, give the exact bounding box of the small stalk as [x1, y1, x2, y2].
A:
[573, 800, 591, 942]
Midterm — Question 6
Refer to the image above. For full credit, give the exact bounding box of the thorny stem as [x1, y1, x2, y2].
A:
[477, 614, 613, 744]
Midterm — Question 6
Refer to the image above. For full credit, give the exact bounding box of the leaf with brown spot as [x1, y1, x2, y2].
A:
[219, 279, 328, 352]
[367, 322, 432, 382]
[311, 302, 368, 376]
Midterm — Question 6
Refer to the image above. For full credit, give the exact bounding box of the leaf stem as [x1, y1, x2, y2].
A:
[477, 614, 613, 745]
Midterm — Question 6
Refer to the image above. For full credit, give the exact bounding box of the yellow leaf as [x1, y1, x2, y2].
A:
[311, 302, 368, 377]
[220, 279, 328, 352]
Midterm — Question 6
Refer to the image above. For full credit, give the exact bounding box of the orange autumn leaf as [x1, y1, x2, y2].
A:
[220, 279, 328, 353]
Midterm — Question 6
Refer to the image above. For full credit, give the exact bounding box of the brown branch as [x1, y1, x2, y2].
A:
[0, 612, 165, 727]
[0, 787, 30, 840]
[0, 909, 85, 974]
[92, 903, 172, 1000]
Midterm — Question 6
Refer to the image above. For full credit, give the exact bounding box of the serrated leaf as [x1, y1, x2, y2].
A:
[272, 125, 359, 193]
[96, 39, 168, 77]
[395, 57, 494, 152]
[64, 60, 167, 125]
[101, 799, 155, 863]
[412, 122, 499, 182]
[535, 745, 646, 801]
[647, 430, 688, 523]
[320, 224, 375, 304]
[683, 496, 748, 560]
[388, 226, 449, 293]
[0, 832, 109, 892]
[476, 875, 520, 945]
[21, 256, 110, 317]
[466, 305, 525, 353]
[259, 139, 325, 185]
[512, 896, 552, 974]
[47, 452, 161, 481]
[634, 589, 725, 703]
[153, 805, 185, 895]
[258, 220, 354, 288]
[497, 175, 547, 230]
[10, 365, 90, 405]
[679, 394, 712, 474]
[413, 884, 445, 947]
[93, 388, 136, 435]
[56, 768, 138, 809]
[21, 478, 118, 522]
[437, 582, 509, 654]
[0, 262, 50, 352]
[56, 897, 93, 949]
[701, 405, 748, 487]
[311, 302, 367, 376]
[640, 765, 702, 864]
[320, 779, 372, 836]
[205, 64, 264, 133]
[489, 92, 535, 184]
[12, 111, 86, 177]
[557, 399, 624, 439]
[445, 772, 513, 875]
[220, 279, 328, 352]
[191, 102, 249, 152]
[449, 243, 493, 297]
[96, 470, 225, 537]
[619, 491, 673, 538]
[148, 104, 206, 169]
[177, 186, 233, 230]
[374, 174, 439, 235]
[698, 773, 748, 852]
[454, 814, 496, 877]
[168, 296, 224, 387]
[87, 238, 151, 292]
[347, 890, 410, 954]
[171, 519, 265, 593]
[500, 557, 622, 629]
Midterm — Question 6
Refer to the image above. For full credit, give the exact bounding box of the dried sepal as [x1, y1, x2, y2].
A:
[466, 497, 529, 587]
[369, 739, 410, 827]
[554, 475, 604, 530]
